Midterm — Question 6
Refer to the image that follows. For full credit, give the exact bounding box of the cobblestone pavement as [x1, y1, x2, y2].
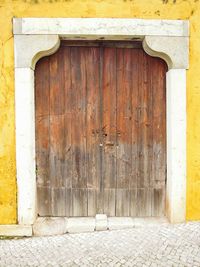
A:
[0, 222, 200, 267]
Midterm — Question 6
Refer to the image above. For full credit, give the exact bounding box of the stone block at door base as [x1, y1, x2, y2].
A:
[33, 217, 67, 236]
[67, 218, 95, 233]
[95, 214, 108, 231]
[0, 225, 32, 236]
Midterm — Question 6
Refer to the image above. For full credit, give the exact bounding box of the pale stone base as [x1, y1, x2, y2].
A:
[33, 217, 67, 236]
[133, 217, 168, 227]
[0, 217, 169, 237]
[67, 218, 95, 233]
[108, 217, 134, 230]
[0, 225, 32, 236]
[95, 214, 108, 231]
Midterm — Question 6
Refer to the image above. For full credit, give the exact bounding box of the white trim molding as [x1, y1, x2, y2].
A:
[13, 18, 189, 228]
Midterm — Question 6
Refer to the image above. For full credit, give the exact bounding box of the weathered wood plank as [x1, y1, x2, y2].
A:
[85, 47, 101, 216]
[130, 49, 139, 190]
[86, 47, 101, 190]
[37, 186, 51, 216]
[72, 189, 87, 216]
[116, 48, 132, 191]
[63, 46, 72, 190]
[49, 50, 65, 190]
[96, 46, 104, 215]
[151, 58, 167, 183]
[65, 188, 72, 216]
[116, 189, 130, 216]
[137, 50, 152, 190]
[35, 116, 50, 187]
[102, 47, 117, 191]
[35, 57, 50, 117]
[71, 47, 87, 189]
[35, 57, 50, 187]
[49, 114, 65, 188]
[103, 189, 115, 216]
[137, 188, 152, 217]
[152, 187, 166, 216]
[88, 189, 97, 216]
[51, 187, 66, 216]
[151, 57, 167, 217]
[129, 189, 137, 216]
[49, 50, 65, 115]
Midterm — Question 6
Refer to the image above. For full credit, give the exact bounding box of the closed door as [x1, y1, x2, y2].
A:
[35, 41, 167, 217]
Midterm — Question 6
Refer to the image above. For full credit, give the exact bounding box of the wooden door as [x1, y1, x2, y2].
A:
[35, 41, 167, 217]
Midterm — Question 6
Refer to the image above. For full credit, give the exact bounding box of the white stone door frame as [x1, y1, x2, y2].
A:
[13, 18, 189, 225]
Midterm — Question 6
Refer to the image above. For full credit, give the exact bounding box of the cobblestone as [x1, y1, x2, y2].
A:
[0, 222, 200, 266]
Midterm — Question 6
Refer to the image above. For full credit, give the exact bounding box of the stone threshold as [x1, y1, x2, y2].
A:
[33, 216, 168, 236]
[0, 225, 32, 237]
[0, 216, 168, 237]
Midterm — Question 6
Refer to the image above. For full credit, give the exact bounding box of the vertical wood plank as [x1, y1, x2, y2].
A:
[72, 189, 87, 216]
[86, 47, 100, 189]
[35, 57, 50, 117]
[137, 188, 152, 217]
[35, 58, 50, 188]
[70, 47, 87, 215]
[71, 47, 87, 190]
[63, 46, 72, 190]
[151, 57, 167, 217]
[102, 47, 117, 215]
[130, 49, 139, 190]
[85, 47, 101, 215]
[152, 187, 166, 216]
[49, 51, 65, 116]
[137, 50, 152, 190]
[103, 189, 115, 216]
[96, 46, 104, 215]
[116, 48, 132, 216]
[37, 186, 51, 216]
[35, 117, 50, 187]
[116, 48, 132, 189]
[49, 114, 65, 188]
[62, 46, 73, 216]
[88, 189, 97, 216]
[49, 50, 65, 191]
[151, 58, 167, 183]
[136, 51, 153, 216]
[65, 188, 72, 216]
[116, 189, 130, 216]
[129, 189, 137, 216]
[51, 187, 66, 216]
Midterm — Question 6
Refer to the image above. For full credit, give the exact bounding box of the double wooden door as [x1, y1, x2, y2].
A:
[35, 41, 167, 217]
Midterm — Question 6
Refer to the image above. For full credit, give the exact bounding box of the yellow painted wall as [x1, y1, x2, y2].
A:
[0, 0, 200, 223]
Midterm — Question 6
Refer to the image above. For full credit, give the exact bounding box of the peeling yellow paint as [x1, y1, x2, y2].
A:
[0, 0, 200, 223]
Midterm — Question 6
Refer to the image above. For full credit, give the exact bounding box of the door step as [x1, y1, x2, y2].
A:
[33, 216, 168, 236]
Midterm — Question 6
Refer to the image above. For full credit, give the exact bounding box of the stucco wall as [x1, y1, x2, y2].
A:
[0, 0, 200, 224]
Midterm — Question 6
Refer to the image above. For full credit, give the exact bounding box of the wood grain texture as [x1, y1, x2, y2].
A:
[35, 57, 50, 188]
[71, 47, 87, 190]
[35, 41, 167, 217]
[102, 47, 117, 191]
[116, 48, 132, 189]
